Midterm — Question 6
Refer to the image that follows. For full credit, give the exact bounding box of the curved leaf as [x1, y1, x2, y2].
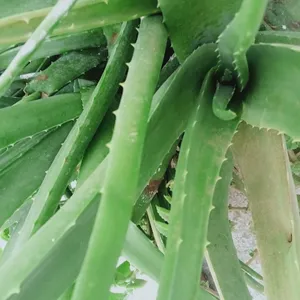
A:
[159, 0, 242, 61]
[241, 44, 300, 141]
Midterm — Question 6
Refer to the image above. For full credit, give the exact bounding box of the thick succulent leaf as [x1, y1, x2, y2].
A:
[77, 104, 116, 187]
[232, 123, 300, 300]
[14, 21, 138, 252]
[158, 0, 242, 61]
[0, 0, 158, 47]
[217, 0, 268, 89]
[26, 50, 105, 95]
[0, 131, 49, 174]
[0, 0, 104, 18]
[156, 206, 170, 223]
[0, 200, 32, 262]
[154, 221, 169, 237]
[256, 31, 300, 45]
[206, 151, 251, 299]
[0, 28, 106, 71]
[0, 123, 73, 228]
[241, 44, 300, 141]
[0, 96, 19, 108]
[0, 43, 218, 300]
[0, 93, 82, 149]
[0, 0, 79, 97]
[157, 71, 239, 300]
[72, 16, 167, 300]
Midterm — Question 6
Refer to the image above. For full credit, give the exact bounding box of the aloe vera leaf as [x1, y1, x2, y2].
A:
[0, 195, 215, 300]
[103, 23, 122, 55]
[0, 0, 78, 97]
[217, 0, 268, 89]
[243, 272, 264, 294]
[0, 28, 106, 71]
[0, 199, 32, 263]
[14, 22, 138, 252]
[205, 151, 251, 299]
[58, 285, 74, 300]
[0, 96, 19, 108]
[79, 43, 217, 221]
[156, 55, 179, 89]
[131, 140, 178, 224]
[157, 70, 239, 300]
[0, 131, 49, 174]
[256, 31, 300, 45]
[0, 123, 73, 229]
[239, 260, 263, 281]
[77, 67, 177, 190]
[26, 50, 105, 95]
[0, 0, 103, 18]
[241, 44, 300, 141]
[212, 82, 236, 120]
[77, 105, 116, 187]
[72, 16, 167, 300]
[156, 206, 170, 223]
[147, 203, 165, 253]
[158, 0, 242, 61]
[232, 123, 300, 300]
[0, 0, 158, 47]
[0, 43, 218, 300]
[0, 93, 81, 149]
[15, 91, 40, 105]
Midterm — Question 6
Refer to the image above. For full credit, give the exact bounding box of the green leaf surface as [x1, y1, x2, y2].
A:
[154, 221, 169, 237]
[0, 93, 82, 149]
[157, 70, 239, 300]
[232, 123, 300, 300]
[0, 123, 73, 228]
[14, 21, 138, 252]
[256, 31, 300, 46]
[0, 43, 218, 300]
[0, 131, 49, 175]
[158, 0, 242, 61]
[0, 0, 158, 47]
[26, 50, 105, 95]
[241, 44, 300, 141]
[0, 96, 19, 108]
[72, 16, 167, 300]
[0, 28, 106, 71]
[0, 0, 79, 97]
[77, 103, 116, 187]
[156, 206, 170, 223]
[217, 0, 268, 89]
[206, 151, 251, 299]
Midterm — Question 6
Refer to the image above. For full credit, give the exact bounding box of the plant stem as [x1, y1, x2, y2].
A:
[71, 16, 167, 300]
[0, 0, 78, 97]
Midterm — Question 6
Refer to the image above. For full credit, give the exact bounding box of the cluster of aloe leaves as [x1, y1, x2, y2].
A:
[1, 0, 300, 299]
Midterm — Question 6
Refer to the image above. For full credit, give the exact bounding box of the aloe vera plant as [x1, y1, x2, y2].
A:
[1, 0, 300, 299]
